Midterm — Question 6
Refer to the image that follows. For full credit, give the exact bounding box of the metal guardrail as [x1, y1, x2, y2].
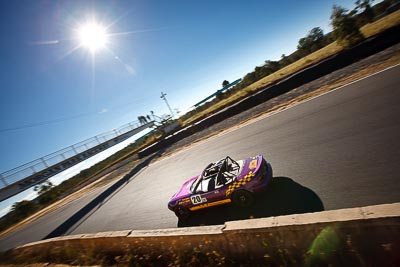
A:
[0, 120, 148, 190]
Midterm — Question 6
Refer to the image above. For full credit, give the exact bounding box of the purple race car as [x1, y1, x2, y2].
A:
[168, 155, 272, 218]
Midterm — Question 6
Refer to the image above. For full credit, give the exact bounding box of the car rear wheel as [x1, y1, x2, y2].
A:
[174, 205, 190, 219]
[231, 190, 254, 208]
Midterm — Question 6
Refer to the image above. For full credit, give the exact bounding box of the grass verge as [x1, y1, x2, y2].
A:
[182, 10, 400, 126]
[159, 49, 400, 161]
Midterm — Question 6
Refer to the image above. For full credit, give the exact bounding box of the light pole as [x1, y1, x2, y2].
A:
[160, 92, 175, 118]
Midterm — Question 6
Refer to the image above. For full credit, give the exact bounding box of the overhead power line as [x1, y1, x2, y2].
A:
[0, 93, 159, 133]
[0, 113, 92, 133]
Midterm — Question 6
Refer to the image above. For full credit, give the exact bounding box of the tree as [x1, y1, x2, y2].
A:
[242, 72, 256, 85]
[33, 181, 56, 205]
[11, 200, 36, 218]
[330, 5, 364, 47]
[355, 0, 374, 11]
[355, 0, 375, 24]
[34, 181, 53, 195]
[297, 27, 325, 54]
[222, 80, 230, 87]
[264, 60, 280, 73]
[253, 67, 263, 79]
[280, 54, 292, 67]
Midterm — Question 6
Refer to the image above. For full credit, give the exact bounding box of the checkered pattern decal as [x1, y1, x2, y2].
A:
[226, 171, 255, 197]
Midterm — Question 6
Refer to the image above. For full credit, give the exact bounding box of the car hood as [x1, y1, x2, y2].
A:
[170, 175, 198, 201]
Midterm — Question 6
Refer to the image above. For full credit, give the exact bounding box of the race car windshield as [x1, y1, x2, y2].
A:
[191, 156, 240, 193]
[190, 177, 201, 193]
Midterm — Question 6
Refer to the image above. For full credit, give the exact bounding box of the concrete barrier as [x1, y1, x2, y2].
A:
[2, 203, 399, 266]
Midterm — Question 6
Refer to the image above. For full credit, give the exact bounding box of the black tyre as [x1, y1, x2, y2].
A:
[231, 190, 255, 208]
[174, 205, 190, 219]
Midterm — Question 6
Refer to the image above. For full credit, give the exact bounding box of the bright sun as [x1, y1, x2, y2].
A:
[77, 22, 108, 54]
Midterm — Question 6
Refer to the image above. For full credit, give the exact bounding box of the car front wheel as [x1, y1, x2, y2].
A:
[231, 190, 254, 208]
[174, 205, 190, 219]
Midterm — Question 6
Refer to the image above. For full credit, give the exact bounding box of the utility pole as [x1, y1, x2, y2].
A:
[160, 92, 175, 118]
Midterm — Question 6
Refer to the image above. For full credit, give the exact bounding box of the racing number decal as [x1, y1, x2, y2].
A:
[249, 159, 257, 169]
[190, 194, 207, 205]
[191, 195, 202, 204]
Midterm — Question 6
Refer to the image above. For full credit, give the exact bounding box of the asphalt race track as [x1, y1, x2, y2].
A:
[1, 65, 400, 251]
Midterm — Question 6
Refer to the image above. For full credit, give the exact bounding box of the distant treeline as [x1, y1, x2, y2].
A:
[181, 0, 398, 123]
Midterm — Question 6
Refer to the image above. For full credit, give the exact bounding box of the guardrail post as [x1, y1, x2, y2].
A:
[71, 145, 78, 155]
[95, 136, 100, 144]
[41, 158, 49, 168]
[0, 174, 8, 187]
[31, 166, 37, 174]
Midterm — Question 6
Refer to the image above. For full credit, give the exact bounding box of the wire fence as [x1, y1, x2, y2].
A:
[0, 120, 148, 189]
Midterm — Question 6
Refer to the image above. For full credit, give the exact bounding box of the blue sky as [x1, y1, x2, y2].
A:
[0, 0, 357, 213]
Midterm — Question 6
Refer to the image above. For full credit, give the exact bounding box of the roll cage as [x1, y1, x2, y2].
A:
[190, 156, 241, 193]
